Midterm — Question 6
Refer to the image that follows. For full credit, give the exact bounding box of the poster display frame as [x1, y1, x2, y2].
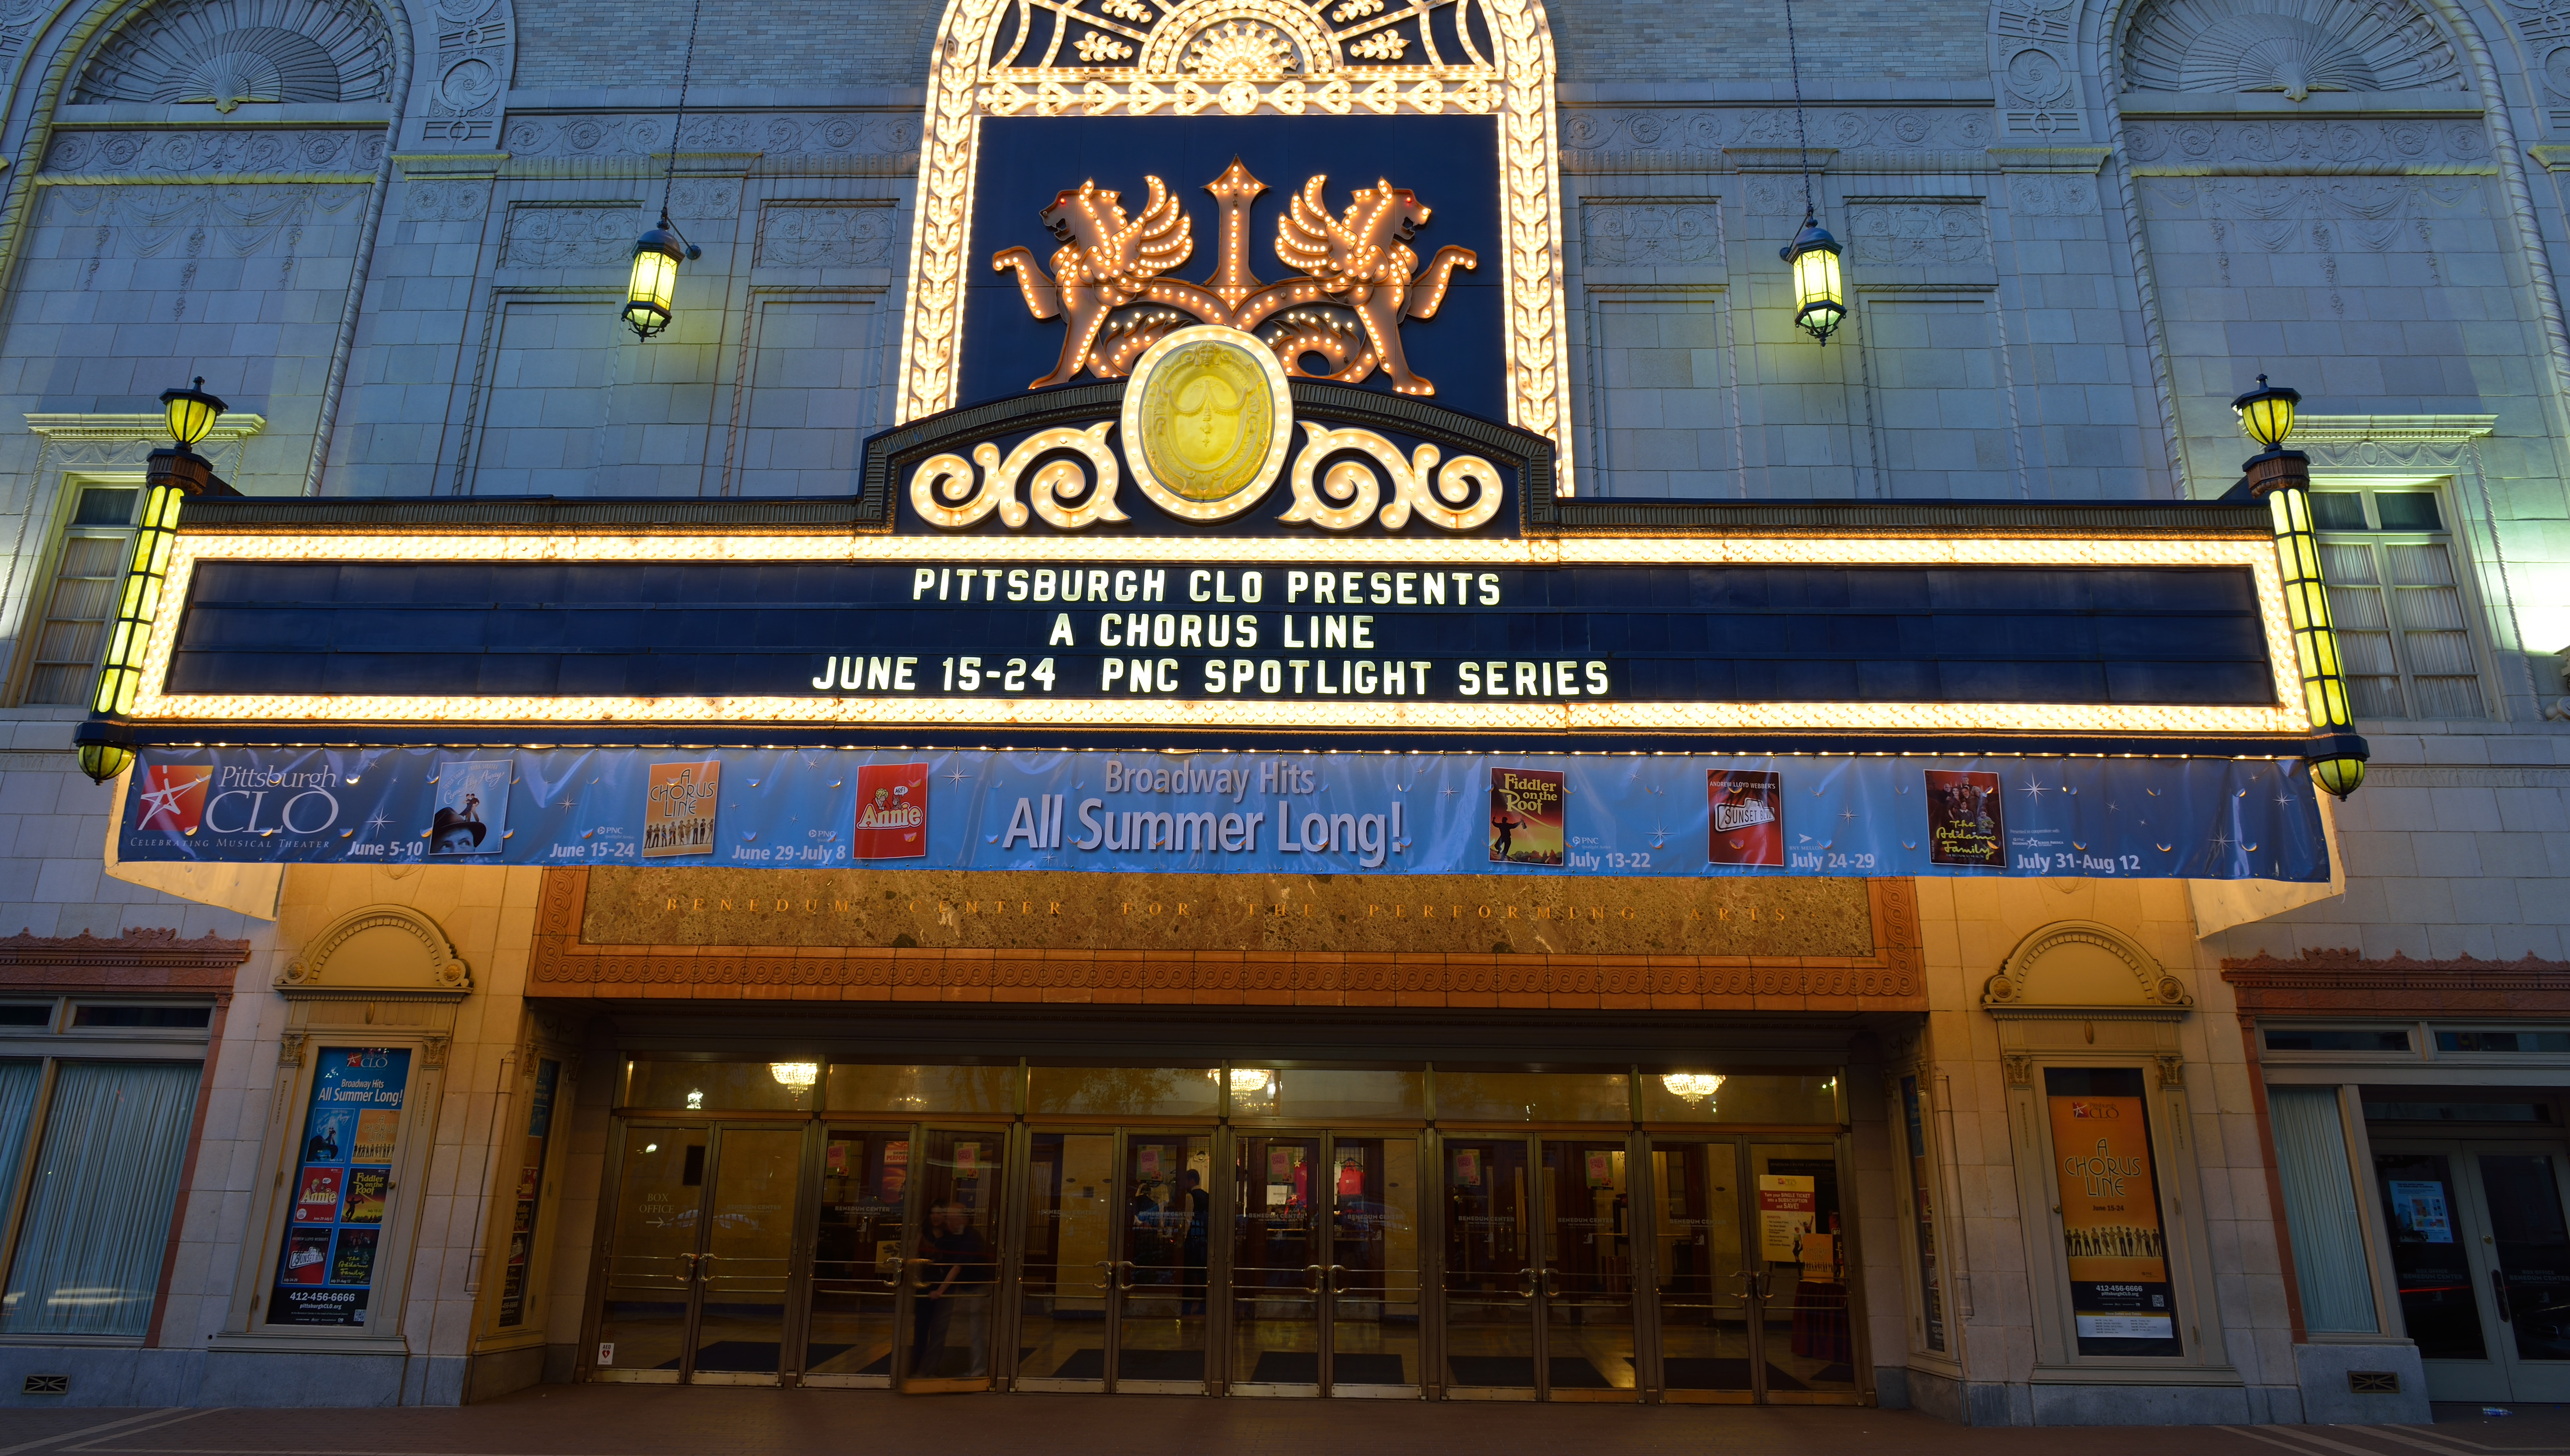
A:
[1998, 1045, 2228, 1377]
[220, 1019, 451, 1350]
[477, 1049, 574, 1347]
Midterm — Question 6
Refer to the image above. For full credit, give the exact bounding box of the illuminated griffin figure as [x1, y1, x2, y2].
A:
[989, 164, 1475, 394]
[989, 177, 1228, 390]
[1254, 174, 1476, 396]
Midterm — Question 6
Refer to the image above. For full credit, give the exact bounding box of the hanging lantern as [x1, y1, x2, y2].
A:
[1780, 213, 1846, 344]
[2232, 375, 2365, 800]
[622, 216, 698, 340]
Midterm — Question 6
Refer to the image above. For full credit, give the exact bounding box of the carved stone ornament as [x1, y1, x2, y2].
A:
[1983, 919, 2193, 1012]
[277, 904, 472, 995]
[277, 1029, 307, 1067]
[2002, 1053, 2034, 1086]
[74, 0, 395, 109]
[896, 0, 1577, 490]
[2120, 0, 2463, 98]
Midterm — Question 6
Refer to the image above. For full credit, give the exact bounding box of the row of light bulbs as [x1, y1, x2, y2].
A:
[758, 1061, 1728, 1105]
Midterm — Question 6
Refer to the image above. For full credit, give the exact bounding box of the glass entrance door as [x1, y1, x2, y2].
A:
[2379, 1143, 2570, 1403]
[593, 1123, 803, 1384]
[1745, 1142, 1857, 1401]
[1018, 1130, 1213, 1392]
[898, 1128, 1009, 1393]
[803, 1127, 913, 1386]
[1441, 1135, 1641, 1399]
[1651, 1141, 1753, 1402]
[1539, 1137, 1638, 1399]
[1233, 1131, 1423, 1395]
[1637, 1138, 1858, 1403]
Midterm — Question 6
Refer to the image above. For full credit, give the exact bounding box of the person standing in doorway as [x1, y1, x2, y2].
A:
[1179, 1168, 1211, 1313]
[909, 1200, 960, 1377]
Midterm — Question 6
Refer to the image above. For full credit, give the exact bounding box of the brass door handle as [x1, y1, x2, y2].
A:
[1115, 1259, 1139, 1291]
[696, 1254, 719, 1284]
[1303, 1263, 1324, 1294]
[1326, 1263, 1347, 1295]
[1516, 1267, 1538, 1299]
[1092, 1259, 1116, 1293]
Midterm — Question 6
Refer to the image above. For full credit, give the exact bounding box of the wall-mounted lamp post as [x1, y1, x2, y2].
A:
[75, 378, 239, 785]
[2231, 375, 2367, 800]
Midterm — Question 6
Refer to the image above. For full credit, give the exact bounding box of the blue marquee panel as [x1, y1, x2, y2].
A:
[166, 560, 2277, 706]
[116, 747, 2330, 883]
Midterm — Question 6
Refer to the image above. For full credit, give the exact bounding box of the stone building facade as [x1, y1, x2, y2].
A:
[0, 0, 2554, 1426]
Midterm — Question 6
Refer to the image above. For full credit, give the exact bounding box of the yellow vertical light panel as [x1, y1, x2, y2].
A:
[2265, 484, 2352, 731]
[90, 480, 186, 717]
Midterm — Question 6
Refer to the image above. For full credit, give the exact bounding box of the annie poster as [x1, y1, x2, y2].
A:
[851, 762, 929, 859]
[2047, 1079, 2182, 1356]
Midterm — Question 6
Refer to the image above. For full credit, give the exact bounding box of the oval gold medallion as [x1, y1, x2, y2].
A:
[1121, 324, 1292, 521]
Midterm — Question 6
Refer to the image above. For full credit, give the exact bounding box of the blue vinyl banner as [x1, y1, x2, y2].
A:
[117, 748, 2330, 883]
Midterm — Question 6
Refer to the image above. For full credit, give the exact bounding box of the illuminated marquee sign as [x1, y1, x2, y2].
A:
[94, 365, 2312, 747]
[899, 0, 1576, 485]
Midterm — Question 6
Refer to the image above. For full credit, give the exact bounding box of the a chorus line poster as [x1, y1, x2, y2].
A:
[118, 746, 2331, 884]
[2047, 1077, 2183, 1357]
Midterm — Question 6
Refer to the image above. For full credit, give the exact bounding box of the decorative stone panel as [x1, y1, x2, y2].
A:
[73, 0, 395, 109]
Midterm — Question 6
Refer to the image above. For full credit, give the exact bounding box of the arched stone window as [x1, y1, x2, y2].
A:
[73, 0, 394, 110]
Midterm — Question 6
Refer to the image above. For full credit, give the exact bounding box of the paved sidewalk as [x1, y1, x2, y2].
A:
[0, 1389, 2561, 1456]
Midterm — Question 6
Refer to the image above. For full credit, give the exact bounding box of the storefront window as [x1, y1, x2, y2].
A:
[2, 1061, 201, 1336]
[626, 1059, 814, 1112]
[1901, 1075, 1946, 1352]
[268, 1047, 412, 1328]
[1641, 1072, 1839, 1124]
[1227, 1067, 1423, 1120]
[496, 1057, 560, 1329]
[2042, 1066, 2182, 1356]
[1027, 1065, 1217, 1117]
[2267, 1087, 2377, 1333]
[827, 1062, 1018, 1115]
[1434, 1070, 1629, 1123]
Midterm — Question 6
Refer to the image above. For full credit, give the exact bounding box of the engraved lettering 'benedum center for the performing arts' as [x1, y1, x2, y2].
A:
[808, 565, 1608, 701]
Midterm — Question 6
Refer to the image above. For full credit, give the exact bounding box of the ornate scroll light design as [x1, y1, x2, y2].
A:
[908, 423, 1131, 530]
[1280, 422, 1504, 531]
[991, 162, 1477, 394]
[896, 0, 1577, 491]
